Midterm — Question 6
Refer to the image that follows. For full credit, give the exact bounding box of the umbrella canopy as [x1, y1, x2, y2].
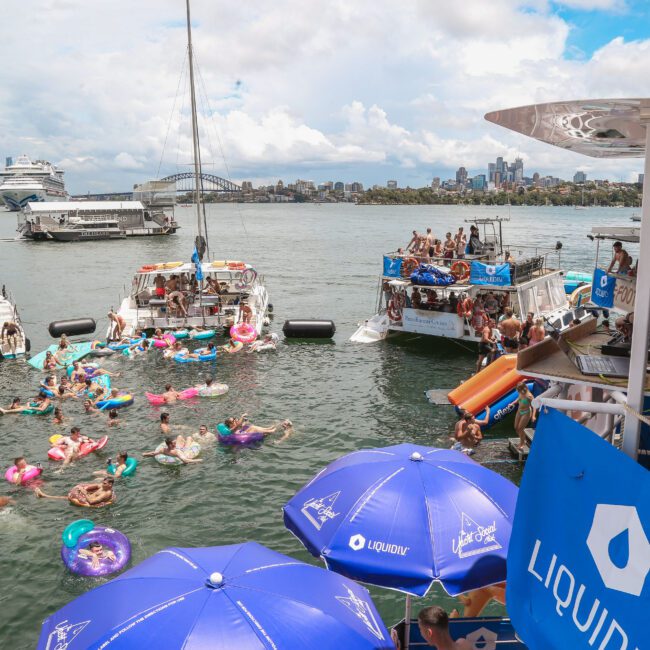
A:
[284, 444, 518, 597]
[37, 542, 393, 649]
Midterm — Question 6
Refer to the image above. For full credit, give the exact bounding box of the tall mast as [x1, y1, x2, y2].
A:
[185, 0, 208, 257]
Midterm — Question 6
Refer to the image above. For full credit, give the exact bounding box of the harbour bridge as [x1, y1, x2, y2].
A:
[71, 172, 241, 201]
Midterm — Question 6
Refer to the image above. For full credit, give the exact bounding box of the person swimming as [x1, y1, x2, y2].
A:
[220, 339, 243, 354]
[143, 436, 203, 464]
[35, 477, 115, 507]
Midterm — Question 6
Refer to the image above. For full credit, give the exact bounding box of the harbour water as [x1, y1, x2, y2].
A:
[0, 204, 636, 648]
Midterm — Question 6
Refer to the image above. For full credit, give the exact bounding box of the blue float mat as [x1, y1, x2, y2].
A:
[28, 341, 94, 370]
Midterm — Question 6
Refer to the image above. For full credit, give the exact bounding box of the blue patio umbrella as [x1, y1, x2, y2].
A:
[37, 542, 393, 649]
[283, 444, 518, 598]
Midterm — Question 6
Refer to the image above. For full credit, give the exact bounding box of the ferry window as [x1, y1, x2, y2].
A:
[547, 276, 566, 310]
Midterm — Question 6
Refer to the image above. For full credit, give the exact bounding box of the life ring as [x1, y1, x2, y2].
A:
[230, 323, 257, 344]
[228, 261, 246, 271]
[235, 268, 257, 290]
[387, 295, 404, 322]
[138, 265, 156, 273]
[401, 257, 419, 277]
[107, 457, 138, 477]
[570, 283, 592, 308]
[450, 260, 470, 281]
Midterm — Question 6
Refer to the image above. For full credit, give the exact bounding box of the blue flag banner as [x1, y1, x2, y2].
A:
[383, 256, 403, 278]
[591, 268, 616, 308]
[506, 408, 649, 650]
[191, 247, 204, 282]
[469, 261, 511, 286]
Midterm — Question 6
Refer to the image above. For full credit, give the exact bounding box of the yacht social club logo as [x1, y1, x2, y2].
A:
[348, 533, 410, 556]
[46, 619, 90, 650]
[452, 513, 501, 559]
[301, 491, 341, 530]
[465, 627, 498, 650]
[336, 586, 385, 640]
[527, 503, 648, 649]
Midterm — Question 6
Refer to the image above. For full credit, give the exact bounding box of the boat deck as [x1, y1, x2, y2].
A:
[517, 319, 650, 393]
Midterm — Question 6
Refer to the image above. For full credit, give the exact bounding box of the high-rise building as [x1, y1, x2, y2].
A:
[471, 175, 486, 190]
[573, 171, 587, 184]
[638, 173, 644, 185]
[387, 180, 398, 189]
[513, 157, 524, 182]
[488, 163, 496, 183]
[496, 157, 504, 175]
[431, 177, 441, 190]
[334, 181, 344, 191]
[241, 181, 253, 191]
[350, 182, 364, 193]
[455, 166, 468, 187]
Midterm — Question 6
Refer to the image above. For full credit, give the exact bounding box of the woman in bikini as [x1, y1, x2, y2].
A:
[514, 381, 536, 450]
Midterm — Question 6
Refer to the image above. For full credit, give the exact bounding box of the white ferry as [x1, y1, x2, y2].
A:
[0, 155, 67, 211]
[112, 260, 269, 337]
[352, 217, 588, 344]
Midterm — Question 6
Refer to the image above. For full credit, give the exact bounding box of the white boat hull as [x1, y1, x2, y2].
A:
[1, 187, 66, 211]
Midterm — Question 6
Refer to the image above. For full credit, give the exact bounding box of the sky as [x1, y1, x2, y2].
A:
[2, 0, 650, 193]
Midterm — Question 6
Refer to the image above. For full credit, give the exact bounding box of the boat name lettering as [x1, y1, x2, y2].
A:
[527, 537, 641, 650]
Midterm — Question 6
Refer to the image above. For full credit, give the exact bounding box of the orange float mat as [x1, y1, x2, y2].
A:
[448, 354, 527, 415]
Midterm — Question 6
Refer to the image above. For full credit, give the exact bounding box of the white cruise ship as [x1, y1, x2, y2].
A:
[0, 155, 67, 211]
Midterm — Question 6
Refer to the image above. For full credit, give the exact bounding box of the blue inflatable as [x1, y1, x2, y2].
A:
[410, 264, 456, 287]
[173, 329, 189, 340]
[197, 347, 217, 361]
[190, 330, 216, 340]
[476, 380, 546, 429]
[174, 352, 198, 363]
[108, 337, 145, 351]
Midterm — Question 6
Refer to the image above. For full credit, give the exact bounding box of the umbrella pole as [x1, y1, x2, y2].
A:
[404, 594, 412, 649]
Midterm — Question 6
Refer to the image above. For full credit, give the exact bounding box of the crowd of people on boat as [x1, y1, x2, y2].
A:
[397, 225, 485, 262]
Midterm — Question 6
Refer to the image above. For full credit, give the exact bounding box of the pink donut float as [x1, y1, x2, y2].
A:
[145, 387, 199, 405]
[153, 333, 176, 348]
[230, 323, 257, 344]
[5, 464, 42, 485]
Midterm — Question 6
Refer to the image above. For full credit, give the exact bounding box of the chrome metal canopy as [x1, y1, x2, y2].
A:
[485, 99, 650, 158]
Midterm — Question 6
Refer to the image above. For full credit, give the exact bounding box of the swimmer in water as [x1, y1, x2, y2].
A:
[94, 451, 131, 478]
[83, 399, 100, 416]
[194, 424, 216, 444]
[9, 457, 36, 485]
[52, 407, 66, 425]
[143, 436, 203, 464]
[107, 409, 121, 427]
[161, 384, 182, 404]
[78, 541, 116, 568]
[35, 477, 115, 506]
[224, 414, 293, 440]
[0, 397, 23, 414]
[220, 339, 243, 354]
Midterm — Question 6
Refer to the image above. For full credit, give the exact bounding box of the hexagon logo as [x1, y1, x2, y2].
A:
[586, 504, 650, 597]
[600, 273, 609, 289]
[349, 534, 366, 551]
[485, 265, 496, 276]
[465, 627, 498, 650]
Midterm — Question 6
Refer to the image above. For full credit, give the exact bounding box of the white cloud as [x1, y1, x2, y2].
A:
[0, 0, 646, 191]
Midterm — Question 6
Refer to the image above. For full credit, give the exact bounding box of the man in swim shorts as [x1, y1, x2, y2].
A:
[153, 273, 166, 297]
[452, 408, 490, 452]
[57, 426, 88, 465]
[107, 310, 126, 341]
[498, 307, 521, 353]
[35, 477, 115, 506]
[1, 320, 20, 356]
[161, 384, 182, 404]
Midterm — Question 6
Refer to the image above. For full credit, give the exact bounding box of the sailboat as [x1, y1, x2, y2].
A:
[109, 0, 269, 339]
[574, 187, 588, 210]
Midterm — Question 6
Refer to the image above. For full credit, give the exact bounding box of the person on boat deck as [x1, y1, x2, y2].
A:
[165, 275, 179, 292]
[205, 277, 220, 295]
[443, 232, 455, 260]
[425, 228, 435, 260]
[452, 408, 490, 452]
[607, 241, 633, 275]
[476, 320, 496, 374]
[107, 310, 126, 341]
[518, 312, 535, 349]
[454, 227, 467, 259]
[382, 281, 392, 309]
[527, 317, 546, 346]
[167, 290, 188, 317]
[406, 230, 419, 253]
[35, 477, 115, 507]
[515, 381, 536, 450]
[143, 436, 203, 464]
[411, 288, 422, 309]
[1, 320, 20, 356]
[433, 239, 443, 259]
[498, 307, 521, 353]
[484, 292, 500, 320]
[425, 290, 438, 309]
[416, 606, 472, 649]
[239, 300, 253, 324]
[615, 312, 634, 342]
[468, 225, 483, 255]
[153, 273, 166, 297]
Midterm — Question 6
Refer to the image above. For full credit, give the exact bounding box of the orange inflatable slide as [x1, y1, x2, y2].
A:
[448, 354, 526, 415]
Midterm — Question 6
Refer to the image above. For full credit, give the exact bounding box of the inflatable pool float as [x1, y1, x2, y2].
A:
[48, 435, 108, 461]
[153, 442, 201, 465]
[475, 380, 546, 429]
[107, 457, 138, 477]
[89, 341, 114, 358]
[22, 402, 54, 416]
[217, 422, 264, 445]
[108, 337, 145, 351]
[173, 329, 189, 340]
[189, 329, 216, 340]
[145, 387, 199, 405]
[4, 464, 42, 485]
[174, 352, 199, 363]
[40, 385, 56, 398]
[96, 394, 133, 411]
[197, 347, 217, 361]
[152, 333, 176, 348]
[28, 341, 95, 370]
[198, 383, 229, 397]
[230, 323, 257, 344]
[61, 519, 130, 576]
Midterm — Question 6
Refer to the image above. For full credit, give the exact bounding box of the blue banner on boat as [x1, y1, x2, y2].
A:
[506, 408, 648, 650]
[191, 247, 204, 282]
[469, 261, 511, 286]
[383, 256, 402, 278]
[591, 268, 615, 308]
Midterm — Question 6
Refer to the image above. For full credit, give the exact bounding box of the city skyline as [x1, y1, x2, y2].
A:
[2, 1, 650, 194]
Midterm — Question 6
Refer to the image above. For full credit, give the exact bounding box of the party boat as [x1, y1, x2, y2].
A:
[351, 217, 587, 345]
[109, 0, 269, 338]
